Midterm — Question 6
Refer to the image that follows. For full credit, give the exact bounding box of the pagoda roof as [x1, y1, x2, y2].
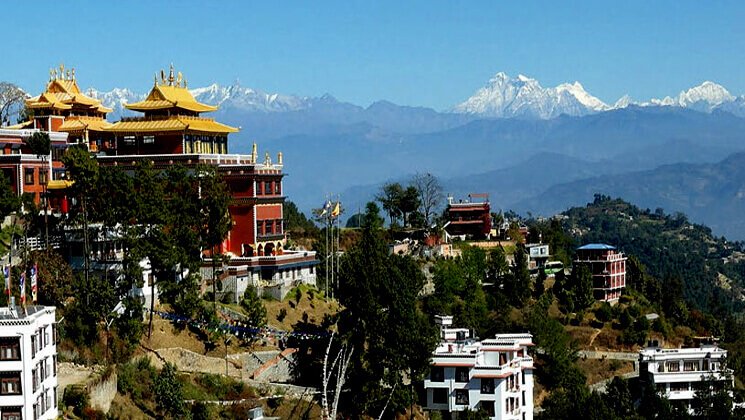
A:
[58, 116, 113, 133]
[105, 116, 238, 134]
[26, 67, 112, 113]
[126, 84, 217, 113]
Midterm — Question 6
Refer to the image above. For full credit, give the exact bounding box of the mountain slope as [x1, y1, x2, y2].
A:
[516, 152, 745, 240]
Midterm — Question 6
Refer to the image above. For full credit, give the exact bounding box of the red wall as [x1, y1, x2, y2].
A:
[228, 205, 254, 255]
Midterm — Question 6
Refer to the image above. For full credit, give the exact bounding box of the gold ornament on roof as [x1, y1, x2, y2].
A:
[66, 69, 71, 81]
[160, 69, 166, 84]
[49, 68, 55, 81]
[168, 63, 175, 86]
[176, 72, 183, 87]
[71, 68, 76, 81]
[264, 152, 272, 165]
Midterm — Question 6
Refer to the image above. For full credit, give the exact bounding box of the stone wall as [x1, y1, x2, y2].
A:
[88, 370, 117, 413]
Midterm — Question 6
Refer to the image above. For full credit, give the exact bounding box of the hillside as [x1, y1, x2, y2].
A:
[517, 151, 745, 240]
[558, 196, 745, 314]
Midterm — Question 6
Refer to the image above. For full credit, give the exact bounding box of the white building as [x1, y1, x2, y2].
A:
[424, 316, 534, 420]
[0, 305, 58, 420]
[639, 340, 732, 412]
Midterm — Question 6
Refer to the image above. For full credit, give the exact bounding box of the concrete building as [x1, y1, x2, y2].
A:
[444, 194, 492, 240]
[0, 305, 58, 420]
[573, 243, 627, 302]
[525, 244, 549, 272]
[424, 316, 534, 420]
[639, 339, 732, 412]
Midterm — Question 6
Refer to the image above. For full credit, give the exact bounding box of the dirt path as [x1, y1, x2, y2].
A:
[587, 328, 602, 348]
[57, 362, 97, 400]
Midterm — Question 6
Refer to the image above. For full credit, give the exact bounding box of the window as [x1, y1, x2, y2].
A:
[702, 360, 710, 371]
[432, 388, 447, 404]
[0, 338, 20, 361]
[684, 361, 697, 372]
[143, 135, 155, 144]
[265, 220, 273, 235]
[31, 335, 37, 358]
[670, 382, 688, 392]
[455, 389, 469, 405]
[666, 362, 680, 372]
[24, 168, 34, 185]
[39, 170, 47, 185]
[481, 401, 495, 416]
[0, 373, 21, 395]
[123, 136, 135, 146]
[265, 181, 272, 195]
[455, 367, 469, 383]
[274, 181, 281, 195]
[481, 378, 494, 394]
[1, 409, 22, 420]
[430, 367, 444, 382]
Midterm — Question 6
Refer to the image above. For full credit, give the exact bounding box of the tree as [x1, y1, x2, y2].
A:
[240, 286, 267, 328]
[571, 264, 595, 311]
[412, 172, 443, 228]
[504, 244, 531, 307]
[155, 362, 187, 419]
[398, 186, 420, 228]
[337, 214, 438, 416]
[362, 201, 384, 230]
[376, 182, 403, 226]
[284, 200, 318, 235]
[0, 82, 25, 126]
[30, 250, 73, 307]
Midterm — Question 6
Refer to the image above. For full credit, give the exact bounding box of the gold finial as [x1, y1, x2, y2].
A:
[264, 152, 272, 165]
[154, 73, 158, 86]
[160, 69, 166, 84]
[71, 68, 75, 81]
[49, 68, 55, 81]
[176, 71, 183, 87]
[277, 152, 283, 165]
[59, 63, 65, 75]
[168, 63, 175, 86]
[184, 78, 188, 89]
[66, 69, 71, 81]
[251, 143, 258, 162]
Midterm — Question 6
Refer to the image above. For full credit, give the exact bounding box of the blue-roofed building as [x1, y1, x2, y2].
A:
[574, 243, 627, 302]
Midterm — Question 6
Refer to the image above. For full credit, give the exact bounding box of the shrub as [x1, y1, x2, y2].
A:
[63, 385, 89, 416]
[595, 302, 613, 323]
[277, 308, 288, 322]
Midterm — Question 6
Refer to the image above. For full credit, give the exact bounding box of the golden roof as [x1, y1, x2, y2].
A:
[4, 120, 34, 130]
[58, 116, 113, 133]
[26, 66, 111, 114]
[106, 116, 238, 134]
[125, 65, 217, 113]
[47, 179, 74, 190]
[125, 84, 217, 113]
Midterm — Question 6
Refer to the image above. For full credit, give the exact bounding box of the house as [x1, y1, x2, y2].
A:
[0, 305, 58, 420]
[639, 338, 733, 413]
[423, 315, 534, 419]
[524, 243, 550, 271]
[573, 243, 627, 302]
[444, 194, 492, 240]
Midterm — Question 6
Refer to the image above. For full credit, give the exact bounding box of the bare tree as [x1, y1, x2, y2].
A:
[0, 82, 27, 126]
[412, 172, 443, 228]
[321, 332, 354, 420]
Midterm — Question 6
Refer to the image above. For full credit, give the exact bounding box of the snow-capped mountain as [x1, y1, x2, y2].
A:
[455, 72, 745, 119]
[453, 72, 610, 119]
[85, 82, 319, 119]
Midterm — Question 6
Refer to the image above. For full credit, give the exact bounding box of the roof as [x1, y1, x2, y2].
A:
[58, 116, 112, 133]
[26, 74, 111, 114]
[47, 180, 74, 190]
[577, 243, 616, 251]
[106, 116, 238, 134]
[126, 84, 217, 113]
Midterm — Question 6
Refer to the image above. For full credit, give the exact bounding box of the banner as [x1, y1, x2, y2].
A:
[19, 272, 25, 305]
[30, 263, 37, 304]
[3, 266, 9, 296]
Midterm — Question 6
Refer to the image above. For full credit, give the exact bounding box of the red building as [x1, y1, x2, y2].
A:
[444, 194, 492, 239]
[573, 243, 626, 302]
[3, 65, 317, 300]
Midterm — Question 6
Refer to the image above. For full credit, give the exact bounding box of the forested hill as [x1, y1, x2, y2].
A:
[560, 196, 745, 315]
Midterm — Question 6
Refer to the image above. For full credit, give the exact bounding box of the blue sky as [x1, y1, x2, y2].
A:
[3, 1, 745, 110]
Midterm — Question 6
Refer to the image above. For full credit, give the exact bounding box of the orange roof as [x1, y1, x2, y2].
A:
[126, 84, 217, 113]
[105, 116, 238, 134]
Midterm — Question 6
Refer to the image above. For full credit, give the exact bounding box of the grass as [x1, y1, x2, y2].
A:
[263, 284, 340, 331]
[576, 358, 635, 385]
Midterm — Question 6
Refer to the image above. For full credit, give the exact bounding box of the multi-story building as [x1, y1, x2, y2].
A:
[525, 243, 550, 272]
[3, 65, 317, 300]
[424, 316, 534, 420]
[444, 194, 492, 240]
[0, 305, 58, 420]
[639, 339, 732, 412]
[573, 243, 626, 302]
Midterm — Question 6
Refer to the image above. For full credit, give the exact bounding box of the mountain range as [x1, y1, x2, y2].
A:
[71, 73, 745, 240]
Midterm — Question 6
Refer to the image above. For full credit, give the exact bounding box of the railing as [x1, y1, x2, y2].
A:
[15, 236, 62, 251]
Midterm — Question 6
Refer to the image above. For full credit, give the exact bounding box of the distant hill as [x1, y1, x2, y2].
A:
[559, 197, 745, 314]
[515, 152, 745, 240]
